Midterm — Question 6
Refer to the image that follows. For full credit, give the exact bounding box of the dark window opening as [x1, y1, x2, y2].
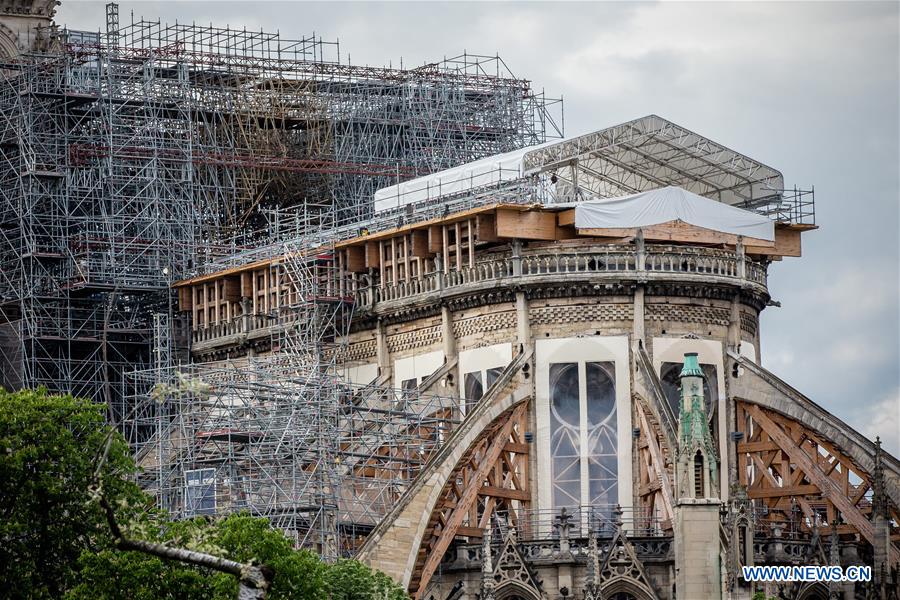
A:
[464, 371, 483, 404]
[185, 468, 216, 516]
[660, 361, 718, 421]
[738, 526, 747, 565]
[400, 378, 417, 410]
[694, 450, 705, 497]
[486, 367, 503, 389]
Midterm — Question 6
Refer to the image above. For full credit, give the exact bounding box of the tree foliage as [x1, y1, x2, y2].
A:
[326, 559, 408, 600]
[0, 388, 143, 599]
[1, 388, 407, 599]
[67, 515, 328, 600]
[70, 517, 406, 599]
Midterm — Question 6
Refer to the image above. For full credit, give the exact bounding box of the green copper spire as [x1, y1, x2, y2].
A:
[679, 352, 704, 378]
[676, 352, 719, 498]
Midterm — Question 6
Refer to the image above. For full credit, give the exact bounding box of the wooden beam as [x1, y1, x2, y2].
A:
[738, 440, 782, 453]
[414, 403, 526, 599]
[557, 209, 575, 227]
[478, 486, 529, 501]
[364, 241, 379, 270]
[334, 202, 539, 249]
[746, 226, 802, 257]
[172, 255, 275, 288]
[638, 404, 675, 522]
[745, 404, 898, 563]
[427, 225, 442, 255]
[495, 209, 557, 240]
[476, 213, 498, 242]
[177, 286, 192, 312]
[345, 246, 366, 273]
[503, 442, 529, 454]
[578, 219, 774, 248]
[222, 276, 241, 303]
[640, 480, 662, 495]
[747, 485, 820, 499]
[410, 230, 429, 257]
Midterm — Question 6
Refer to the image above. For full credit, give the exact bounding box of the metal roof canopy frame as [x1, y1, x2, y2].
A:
[521, 114, 814, 224]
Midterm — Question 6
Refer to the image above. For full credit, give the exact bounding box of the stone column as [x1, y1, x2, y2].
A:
[515, 291, 530, 348]
[441, 304, 460, 400]
[481, 528, 495, 600]
[675, 499, 723, 599]
[375, 319, 391, 380]
[441, 305, 456, 358]
[871, 438, 892, 598]
[633, 229, 647, 345]
[511, 239, 523, 277]
[241, 298, 251, 334]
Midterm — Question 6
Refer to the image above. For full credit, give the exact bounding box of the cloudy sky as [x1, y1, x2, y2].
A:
[59, 1, 900, 453]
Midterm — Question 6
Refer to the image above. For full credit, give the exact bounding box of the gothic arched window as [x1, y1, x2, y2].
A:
[550, 363, 580, 509]
[549, 361, 617, 510]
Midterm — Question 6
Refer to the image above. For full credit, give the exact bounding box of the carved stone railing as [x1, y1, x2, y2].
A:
[442, 534, 673, 571]
[192, 315, 269, 344]
[191, 312, 296, 349]
[357, 243, 768, 311]
[189, 243, 767, 350]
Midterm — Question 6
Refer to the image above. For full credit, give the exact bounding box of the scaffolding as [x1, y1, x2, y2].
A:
[0, 4, 562, 425]
[127, 362, 460, 558]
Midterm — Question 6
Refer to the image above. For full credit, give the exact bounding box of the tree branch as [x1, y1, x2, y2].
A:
[92, 430, 272, 598]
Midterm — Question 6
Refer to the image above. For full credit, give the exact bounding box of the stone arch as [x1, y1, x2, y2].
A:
[599, 577, 656, 600]
[795, 582, 830, 600]
[357, 354, 533, 592]
[729, 352, 900, 506]
[495, 581, 542, 600]
[0, 21, 20, 59]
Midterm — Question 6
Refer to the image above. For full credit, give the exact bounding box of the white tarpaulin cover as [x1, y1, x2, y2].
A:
[373, 139, 557, 213]
[573, 186, 775, 241]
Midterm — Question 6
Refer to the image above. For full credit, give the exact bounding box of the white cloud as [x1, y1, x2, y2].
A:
[856, 389, 900, 457]
[554, 2, 896, 100]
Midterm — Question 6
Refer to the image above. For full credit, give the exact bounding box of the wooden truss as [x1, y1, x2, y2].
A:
[635, 398, 675, 531]
[411, 402, 531, 599]
[735, 401, 900, 564]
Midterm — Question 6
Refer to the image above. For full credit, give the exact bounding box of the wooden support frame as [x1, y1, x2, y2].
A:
[736, 401, 900, 564]
[476, 213, 498, 242]
[557, 212, 804, 258]
[343, 246, 366, 273]
[365, 241, 380, 270]
[410, 230, 429, 257]
[495, 208, 556, 240]
[636, 401, 674, 529]
[411, 402, 530, 598]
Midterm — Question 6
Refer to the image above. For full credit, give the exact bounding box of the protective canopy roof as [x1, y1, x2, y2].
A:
[374, 115, 786, 214]
[572, 186, 775, 241]
[373, 139, 556, 213]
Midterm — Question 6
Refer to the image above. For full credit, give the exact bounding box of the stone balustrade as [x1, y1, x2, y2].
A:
[190, 243, 767, 349]
[442, 534, 674, 572]
[441, 533, 818, 572]
[191, 312, 291, 349]
[356, 243, 768, 310]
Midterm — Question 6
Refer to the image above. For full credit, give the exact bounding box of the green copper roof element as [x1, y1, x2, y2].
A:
[679, 352, 704, 378]
[677, 352, 719, 495]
